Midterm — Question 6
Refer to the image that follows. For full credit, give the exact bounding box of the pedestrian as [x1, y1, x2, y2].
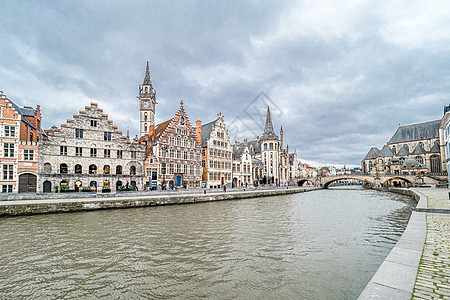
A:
[223, 185, 227, 192]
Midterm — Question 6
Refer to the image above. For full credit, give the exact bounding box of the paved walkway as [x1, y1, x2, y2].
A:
[359, 188, 450, 299]
[412, 189, 450, 300]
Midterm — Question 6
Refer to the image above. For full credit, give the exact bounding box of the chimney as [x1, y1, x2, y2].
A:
[195, 120, 202, 145]
[149, 124, 155, 143]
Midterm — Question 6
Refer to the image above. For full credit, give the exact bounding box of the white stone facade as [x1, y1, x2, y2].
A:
[39, 103, 146, 193]
[198, 113, 232, 189]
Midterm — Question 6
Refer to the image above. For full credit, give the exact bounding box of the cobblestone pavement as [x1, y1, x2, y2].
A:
[412, 188, 450, 299]
[416, 188, 450, 210]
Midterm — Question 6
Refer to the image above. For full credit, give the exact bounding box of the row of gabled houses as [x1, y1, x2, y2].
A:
[1, 62, 302, 193]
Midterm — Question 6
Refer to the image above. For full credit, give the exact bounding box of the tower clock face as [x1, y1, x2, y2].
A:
[143, 101, 150, 108]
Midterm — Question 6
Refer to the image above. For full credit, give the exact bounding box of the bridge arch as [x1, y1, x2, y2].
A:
[382, 177, 412, 187]
[322, 177, 372, 189]
[298, 179, 315, 186]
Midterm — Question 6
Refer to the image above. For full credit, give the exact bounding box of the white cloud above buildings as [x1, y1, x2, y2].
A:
[1, 0, 450, 166]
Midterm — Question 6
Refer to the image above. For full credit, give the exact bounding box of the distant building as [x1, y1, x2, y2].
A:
[362, 119, 446, 175]
[232, 139, 252, 187]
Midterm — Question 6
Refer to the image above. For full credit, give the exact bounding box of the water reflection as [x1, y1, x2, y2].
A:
[0, 189, 414, 299]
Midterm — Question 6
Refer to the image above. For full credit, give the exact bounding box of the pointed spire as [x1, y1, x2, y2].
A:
[143, 61, 152, 85]
[126, 126, 130, 142]
[262, 106, 278, 140]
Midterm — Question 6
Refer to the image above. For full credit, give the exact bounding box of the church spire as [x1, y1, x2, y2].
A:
[262, 106, 278, 140]
[143, 61, 152, 85]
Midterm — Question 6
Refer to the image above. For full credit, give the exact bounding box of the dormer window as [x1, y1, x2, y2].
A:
[180, 116, 185, 124]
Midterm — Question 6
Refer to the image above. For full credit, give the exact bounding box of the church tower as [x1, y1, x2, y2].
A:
[139, 61, 157, 137]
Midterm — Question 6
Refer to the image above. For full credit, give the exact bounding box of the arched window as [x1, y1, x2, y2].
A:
[89, 164, 97, 174]
[144, 124, 148, 132]
[403, 144, 409, 152]
[144, 113, 148, 121]
[44, 163, 52, 173]
[116, 165, 123, 175]
[75, 164, 82, 174]
[103, 165, 110, 175]
[60, 163, 68, 174]
[130, 166, 136, 175]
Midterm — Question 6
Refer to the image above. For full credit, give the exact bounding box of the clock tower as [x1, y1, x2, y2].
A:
[139, 61, 157, 137]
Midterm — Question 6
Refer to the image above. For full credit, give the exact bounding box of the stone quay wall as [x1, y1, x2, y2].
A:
[0, 187, 316, 217]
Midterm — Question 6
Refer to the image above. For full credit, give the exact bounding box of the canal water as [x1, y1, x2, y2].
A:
[0, 188, 414, 299]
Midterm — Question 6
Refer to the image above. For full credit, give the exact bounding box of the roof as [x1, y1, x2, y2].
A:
[397, 146, 410, 156]
[200, 119, 217, 147]
[388, 120, 441, 144]
[379, 145, 394, 157]
[401, 159, 426, 169]
[252, 158, 263, 165]
[363, 147, 380, 160]
[429, 141, 440, 153]
[155, 118, 172, 140]
[247, 139, 261, 153]
[8, 98, 37, 129]
[19, 107, 36, 116]
[412, 143, 426, 154]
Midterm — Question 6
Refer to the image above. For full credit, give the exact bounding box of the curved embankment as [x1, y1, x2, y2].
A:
[358, 187, 427, 299]
[0, 187, 317, 217]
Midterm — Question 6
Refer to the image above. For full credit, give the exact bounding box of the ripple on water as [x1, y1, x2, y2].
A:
[0, 189, 414, 299]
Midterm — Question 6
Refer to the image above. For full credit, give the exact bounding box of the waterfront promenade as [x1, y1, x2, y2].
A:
[411, 188, 450, 299]
[0, 187, 317, 217]
[359, 187, 450, 299]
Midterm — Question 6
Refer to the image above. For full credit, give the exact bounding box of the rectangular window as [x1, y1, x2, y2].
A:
[2, 185, 13, 193]
[131, 151, 136, 159]
[60, 146, 67, 156]
[104, 132, 112, 141]
[75, 128, 84, 138]
[90, 119, 97, 127]
[75, 147, 82, 157]
[151, 171, 157, 181]
[104, 149, 111, 158]
[117, 150, 123, 158]
[23, 149, 34, 161]
[3, 143, 14, 157]
[90, 148, 97, 157]
[3, 165, 14, 180]
[5, 126, 15, 137]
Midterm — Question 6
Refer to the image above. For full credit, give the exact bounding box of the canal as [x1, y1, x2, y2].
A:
[0, 188, 414, 299]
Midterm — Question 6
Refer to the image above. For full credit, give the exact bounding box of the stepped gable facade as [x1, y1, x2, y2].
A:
[196, 113, 232, 189]
[39, 102, 146, 193]
[142, 100, 202, 190]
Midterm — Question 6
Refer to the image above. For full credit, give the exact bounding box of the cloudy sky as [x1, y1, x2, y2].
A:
[1, 1, 450, 167]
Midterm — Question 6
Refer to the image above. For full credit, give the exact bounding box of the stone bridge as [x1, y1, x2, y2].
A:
[297, 174, 448, 189]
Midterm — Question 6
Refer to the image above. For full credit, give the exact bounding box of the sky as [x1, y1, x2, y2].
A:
[1, 0, 450, 167]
